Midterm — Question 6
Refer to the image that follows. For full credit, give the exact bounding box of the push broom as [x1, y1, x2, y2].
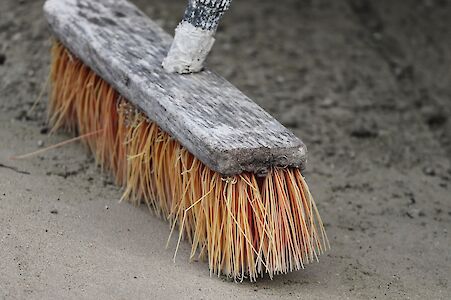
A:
[43, 0, 329, 281]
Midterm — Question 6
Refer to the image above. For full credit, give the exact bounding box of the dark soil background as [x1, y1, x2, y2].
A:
[1, 0, 450, 299]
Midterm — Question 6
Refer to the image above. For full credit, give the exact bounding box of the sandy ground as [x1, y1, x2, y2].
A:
[1, 0, 450, 299]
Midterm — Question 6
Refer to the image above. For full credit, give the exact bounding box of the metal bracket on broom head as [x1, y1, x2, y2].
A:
[43, 0, 307, 176]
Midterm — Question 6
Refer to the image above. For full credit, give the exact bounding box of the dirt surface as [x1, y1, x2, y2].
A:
[1, 0, 450, 299]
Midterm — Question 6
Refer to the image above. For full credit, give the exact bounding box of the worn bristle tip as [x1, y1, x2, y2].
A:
[49, 41, 329, 281]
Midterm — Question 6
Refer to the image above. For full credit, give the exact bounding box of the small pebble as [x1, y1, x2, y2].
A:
[350, 127, 379, 138]
[37, 140, 44, 147]
[422, 167, 436, 176]
[276, 75, 285, 83]
[319, 97, 335, 108]
[12, 33, 21, 41]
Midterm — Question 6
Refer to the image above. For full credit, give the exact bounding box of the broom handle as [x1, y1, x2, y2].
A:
[182, 0, 231, 31]
[162, 0, 232, 74]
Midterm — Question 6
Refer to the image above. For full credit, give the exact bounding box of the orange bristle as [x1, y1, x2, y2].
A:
[49, 41, 329, 281]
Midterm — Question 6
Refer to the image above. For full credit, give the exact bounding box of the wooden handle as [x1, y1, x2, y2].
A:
[182, 0, 232, 31]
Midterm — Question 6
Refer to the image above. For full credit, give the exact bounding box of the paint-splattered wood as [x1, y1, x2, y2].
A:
[43, 0, 307, 175]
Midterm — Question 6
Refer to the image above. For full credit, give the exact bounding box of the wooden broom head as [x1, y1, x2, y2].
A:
[49, 41, 329, 281]
[43, 0, 307, 176]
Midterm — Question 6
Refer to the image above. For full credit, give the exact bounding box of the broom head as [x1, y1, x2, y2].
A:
[44, 0, 329, 281]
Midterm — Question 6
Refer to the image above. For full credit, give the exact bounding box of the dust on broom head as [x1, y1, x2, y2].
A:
[49, 41, 329, 281]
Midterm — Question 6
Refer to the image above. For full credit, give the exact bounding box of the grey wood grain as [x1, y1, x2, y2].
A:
[43, 0, 307, 175]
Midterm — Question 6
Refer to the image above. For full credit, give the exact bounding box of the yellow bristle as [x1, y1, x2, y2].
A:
[49, 41, 329, 281]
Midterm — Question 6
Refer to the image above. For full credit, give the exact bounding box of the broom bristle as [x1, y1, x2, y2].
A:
[49, 41, 329, 281]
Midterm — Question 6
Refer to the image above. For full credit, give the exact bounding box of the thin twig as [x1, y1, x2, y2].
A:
[27, 73, 50, 115]
[10, 129, 104, 160]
